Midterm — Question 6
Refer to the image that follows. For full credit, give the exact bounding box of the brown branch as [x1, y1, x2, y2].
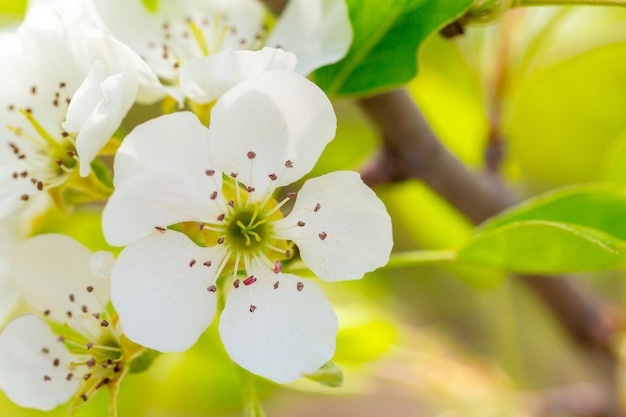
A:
[358, 89, 623, 416]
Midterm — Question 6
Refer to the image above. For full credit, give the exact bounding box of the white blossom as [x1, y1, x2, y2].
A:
[0, 1, 162, 220]
[89, 0, 352, 103]
[0, 234, 128, 412]
[102, 71, 392, 383]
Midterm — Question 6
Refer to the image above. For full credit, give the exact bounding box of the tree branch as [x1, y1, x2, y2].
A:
[357, 89, 623, 416]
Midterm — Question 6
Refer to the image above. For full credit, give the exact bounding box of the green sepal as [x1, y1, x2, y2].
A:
[305, 361, 344, 388]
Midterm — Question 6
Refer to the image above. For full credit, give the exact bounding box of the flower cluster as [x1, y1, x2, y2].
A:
[0, 0, 394, 414]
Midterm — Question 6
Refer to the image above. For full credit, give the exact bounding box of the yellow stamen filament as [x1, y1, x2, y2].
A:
[189, 22, 209, 56]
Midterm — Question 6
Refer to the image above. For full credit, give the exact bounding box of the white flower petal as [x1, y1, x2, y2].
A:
[0, 168, 37, 220]
[0, 315, 78, 411]
[265, 0, 352, 75]
[10, 235, 110, 335]
[274, 171, 393, 282]
[70, 26, 166, 105]
[91, 0, 265, 84]
[90, 251, 115, 280]
[103, 170, 218, 246]
[0, 219, 20, 325]
[63, 62, 137, 177]
[180, 47, 297, 104]
[113, 112, 218, 190]
[219, 268, 337, 383]
[111, 230, 225, 352]
[209, 70, 336, 195]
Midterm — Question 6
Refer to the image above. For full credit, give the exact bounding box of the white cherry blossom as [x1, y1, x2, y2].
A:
[0, 234, 134, 412]
[0, 1, 162, 220]
[89, 0, 352, 103]
[103, 71, 393, 383]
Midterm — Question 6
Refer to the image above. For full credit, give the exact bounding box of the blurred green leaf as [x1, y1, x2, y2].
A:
[603, 128, 626, 183]
[305, 361, 344, 388]
[507, 42, 626, 187]
[480, 184, 626, 241]
[0, 0, 26, 15]
[313, 0, 474, 97]
[334, 315, 397, 365]
[457, 220, 626, 273]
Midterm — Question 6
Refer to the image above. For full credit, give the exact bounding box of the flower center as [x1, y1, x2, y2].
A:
[226, 205, 271, 253]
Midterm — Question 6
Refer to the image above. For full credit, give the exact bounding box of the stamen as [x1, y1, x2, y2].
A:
[17, 108, 63, 150]
[189, 21, 209, 56]
[207, 285, 217, 292]
[243, 276, 257, 286]
[274, 260, 282, 274]
[273, 281, 280, 289]
[319, 232, 327, 240]
[249, 305, 257, 313]
[297, 282, 304, 292]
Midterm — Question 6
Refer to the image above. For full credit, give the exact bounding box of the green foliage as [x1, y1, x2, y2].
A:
[479, 184, 626, 241]
[313, 0, 474, 97]
[456, 220, 626, 273]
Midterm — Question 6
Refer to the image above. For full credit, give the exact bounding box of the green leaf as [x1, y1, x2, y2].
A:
[480, 184, 626, 241]
[305, 361, 344, 387]
[313, 0, 474, 97]
[457, 220, 626, 273]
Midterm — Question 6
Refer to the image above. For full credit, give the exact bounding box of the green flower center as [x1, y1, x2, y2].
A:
[226, 205, 272, 253]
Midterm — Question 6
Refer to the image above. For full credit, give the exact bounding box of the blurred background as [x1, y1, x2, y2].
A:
[2, 2, 626, 416]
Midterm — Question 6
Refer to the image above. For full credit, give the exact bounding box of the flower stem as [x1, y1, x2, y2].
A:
[242, 369, 266, 417]
[514, 0, 626, 7]
[385, 250, 456, 269]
